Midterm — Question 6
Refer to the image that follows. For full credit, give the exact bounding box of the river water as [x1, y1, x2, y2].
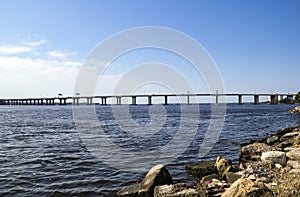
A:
[0, 104, 299, 196]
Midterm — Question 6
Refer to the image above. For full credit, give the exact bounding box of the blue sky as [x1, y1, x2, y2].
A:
[0, 0, 299, 99]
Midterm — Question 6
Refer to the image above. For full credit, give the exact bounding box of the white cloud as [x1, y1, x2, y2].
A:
[46, 50, 77, 59]
[22, 39, 47, 47]
[0, 45, 32, 55]
[0, 56, 80, 97]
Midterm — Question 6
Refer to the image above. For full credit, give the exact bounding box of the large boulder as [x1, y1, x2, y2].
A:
[276, 127, 295, 137]
[266, 136, 279, 145]
[280, 132, 300, 142]
[239, 143, 276, 163]
[221, 178, 274, 197]
[261, 151, 286, 166]
[154, 184, 205, 197]
[286, 147, 300, 161]
[118, 164, 173, 197]
[185, 160, 217, 180]
[288, 106, 300, 113]
[214, 157, 237, 179]
[287, 160, 300, 169]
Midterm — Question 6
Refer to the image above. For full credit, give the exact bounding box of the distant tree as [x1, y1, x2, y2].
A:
[295, 92, 300, 103]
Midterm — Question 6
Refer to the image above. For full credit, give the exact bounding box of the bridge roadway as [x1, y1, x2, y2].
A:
[0, 93, 296, 105]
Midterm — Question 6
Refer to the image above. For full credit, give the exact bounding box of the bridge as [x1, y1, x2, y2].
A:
[0, 93, 296, 105]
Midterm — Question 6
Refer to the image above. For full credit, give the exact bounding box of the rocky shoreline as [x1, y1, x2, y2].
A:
[118, 106, 300, 197]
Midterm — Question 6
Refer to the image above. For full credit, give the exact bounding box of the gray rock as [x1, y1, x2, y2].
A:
[225, 172, 242, 183]
[286, 147, 300, 161]
[287, 160, 300, 169]
[280, 132, 300, 141]
[241, 165, 274, 183]
[185, 160, 217, 179]
[261, 151, 286, 166]
[118, 164, 173, 197]
[221, 178, 274, 197]
[239, 143, 276, 163]
[214, 157, 237, 179]
[154, 184, 205, 197]
[288, 106, 300, 113]
[276, 127, 295, 137]
[266, 136, 279, 145]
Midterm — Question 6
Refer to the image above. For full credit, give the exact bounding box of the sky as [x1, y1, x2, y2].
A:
[0, 0, 299, 100]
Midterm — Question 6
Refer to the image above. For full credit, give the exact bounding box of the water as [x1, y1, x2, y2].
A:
[0, 104, 299, 196]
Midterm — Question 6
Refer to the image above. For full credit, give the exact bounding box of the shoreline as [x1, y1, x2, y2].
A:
[118, 106, 300, 197]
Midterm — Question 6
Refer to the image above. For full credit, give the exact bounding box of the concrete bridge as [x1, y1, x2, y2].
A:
[0, 93, 296, 105]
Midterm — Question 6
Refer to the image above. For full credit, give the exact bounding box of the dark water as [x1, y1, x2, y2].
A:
[0, 104, 299, 196]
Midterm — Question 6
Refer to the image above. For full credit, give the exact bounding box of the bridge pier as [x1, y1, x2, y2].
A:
[116, 97, 122, 105]
[270, 95, 277, 104]
[101, 97, 107, 105]
[215, 92, 219, 105]
[73, 98, 79, 105]
[254, 95, 259, 104]
[287, 95, 293, 104]
[59, 98, 67, 105]
[132, 96, 136, 105]
[238, 95, 242, 105]
[187, 95, 190, 105]
[86, 98, 93, 105]
[164, 96, 168, 105]
[148, 96, 152, 105]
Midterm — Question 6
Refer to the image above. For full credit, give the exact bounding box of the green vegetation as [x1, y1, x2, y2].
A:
[295, 92, 300, 103]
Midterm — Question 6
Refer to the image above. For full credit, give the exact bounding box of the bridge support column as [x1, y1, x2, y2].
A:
[148, 96, 152, 105]
[132, 96, 136, 105]
[287, 95, 293, 104]
[101, 97, 107, 105]
[254, 95, 259, 104]
[59, 98, 67, 105]
[73, 98, 79, 105]
[116, 97, 122, 105]
[270, 95, 277, 104]
[215, 91, 219, 105]
[87, 98, 93, 105]
[238, 95, 242, 105]
[40, 99, 44, 105]
[187, 95, 190, 105]
[164, 96, 168, 105]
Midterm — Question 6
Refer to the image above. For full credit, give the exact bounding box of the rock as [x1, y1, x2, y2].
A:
[185, 160, 217, 180]
[271, 182, 277, 186]
[287, 160, 300, 169]
[248, 174, 256, 180]
[154, 184, 205, 197]
[280, 132, 300, 141]
[276, 127, 295, 137]
[286, 147, 300, 161]
[221, 178, 274, 197]
[214, 157, 238, 179]
[289, 169, 300, 174]
[288, 106, 300, 113]
[239, 143, 276, 163]
[276, 139, 294, 150]
[242, 161, 273, 171]
[261, 151, 286, 166]
[275, 163, 282, 169]
[284, 145, 300, 151]
[118, 164, 173, 197]
[241, 165, 274, 183]
[200, 174, 219, 184]
[202, 178, 229, 196]
[266, 136, 279, 145]
[225, 172, 241, 184]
